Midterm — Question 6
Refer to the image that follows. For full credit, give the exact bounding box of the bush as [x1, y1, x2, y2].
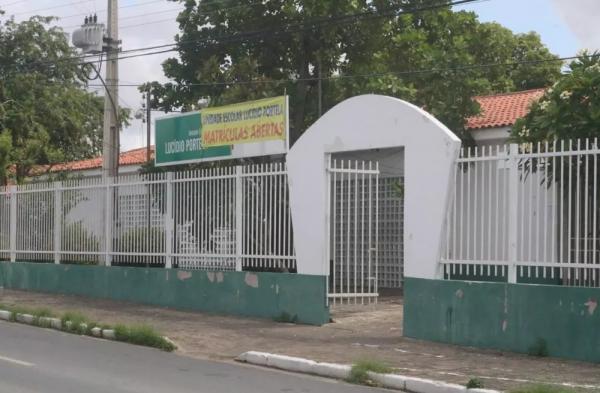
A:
[114, 324, 176, 352]
[113, 227, 165, 266]
[61, 221, 101, 265]
[61, 311, 90, 334]
[466, 378, 484, 389]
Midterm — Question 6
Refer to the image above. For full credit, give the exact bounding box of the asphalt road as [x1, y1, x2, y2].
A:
[0, 320, 387, 393]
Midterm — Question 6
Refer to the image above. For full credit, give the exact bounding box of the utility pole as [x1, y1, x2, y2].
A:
[103, 0, 120, 178]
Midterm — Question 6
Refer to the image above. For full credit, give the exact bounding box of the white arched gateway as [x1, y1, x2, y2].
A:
[287, 95, 461, 302]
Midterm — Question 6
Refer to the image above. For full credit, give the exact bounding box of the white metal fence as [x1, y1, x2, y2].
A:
[377, 176, 404, 288]
[442, 139, 600, 287]
[0, 163, 296, 272]
[327, 158, 380, 304]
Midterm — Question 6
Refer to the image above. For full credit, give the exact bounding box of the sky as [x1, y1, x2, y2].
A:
[2, 0, 600, 152]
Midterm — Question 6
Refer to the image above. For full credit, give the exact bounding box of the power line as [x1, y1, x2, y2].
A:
[62, 8, 183, 30]
[4, 0, 171, 19]
[12, 0, 485, 72]
[75, 54, 580, 89]
[120, 17, 176, 30]
[113, 0, 263, 31]
[59, 0, 274, 30]
[8, 0, 93, 16]
[47, 0, 262, 23]
[0, 0, 28, 7]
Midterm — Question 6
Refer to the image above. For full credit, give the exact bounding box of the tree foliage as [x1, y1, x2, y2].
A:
[150, 0, 561, 142]
[511, 52, 600, 144]
[0, 16, 108, 184]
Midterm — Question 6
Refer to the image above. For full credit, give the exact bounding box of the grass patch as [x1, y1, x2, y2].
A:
[61, 311, 90, 334]
[347, 359, 393, 386]
[511, 384, 580, 393]
[114, 324, 176, 352]
[0, 304, 175, 352]
[466, 378, 484, 389]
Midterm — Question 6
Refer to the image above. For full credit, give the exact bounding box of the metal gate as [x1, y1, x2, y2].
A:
[327, 157, 379, 305]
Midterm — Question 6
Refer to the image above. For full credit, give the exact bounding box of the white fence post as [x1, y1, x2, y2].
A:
[53, 182, 62, 264]
[165, 172, 174, 269]
[235, 166, 243, 271]
[104, 177, 113, 267]
[9, 185, 16, 263]
[507, 143, 519, 283]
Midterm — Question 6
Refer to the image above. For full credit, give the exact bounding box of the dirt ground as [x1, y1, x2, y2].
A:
[0, 289, 598, 392]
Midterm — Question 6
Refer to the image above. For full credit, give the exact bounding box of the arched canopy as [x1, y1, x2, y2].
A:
[287, 94, 461, 279]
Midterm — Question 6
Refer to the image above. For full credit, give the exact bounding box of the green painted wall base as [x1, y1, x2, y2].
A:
[404, 277, 600, 363]
[0, 262, 329, 325]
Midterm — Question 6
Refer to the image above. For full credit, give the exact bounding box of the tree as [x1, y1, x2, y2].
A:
[333, 12, 562, 139]
[511, 52, 600, 144]
[150, 1, 561, 143]
[0, 16, 111, 184]
[510, 53, 600, 277]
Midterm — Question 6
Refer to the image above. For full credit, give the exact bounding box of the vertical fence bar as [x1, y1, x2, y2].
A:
[9, 185, 16, 262]
[487, 146, 492, 263]
[103, 178, 113, 267]
[575, 140, 581, 269]
[346, 160, 351, 299]
[361, 161, 366, 303]
[331, 159, 337, 300]
[507, 144, 519, 283]
[325, 156, 332, 303]
[594, 139, 598, 274]
[466, 148, 472, 266]
[235, 166, 243, 271]
[374, 161, 379, 303]
[165, 172, 174, 269]
[53, 182, 62, 264]
[367, 161, 372, 300]
[584, 140, 590, 269]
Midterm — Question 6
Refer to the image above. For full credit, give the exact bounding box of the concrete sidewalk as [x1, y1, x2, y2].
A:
[1, 288, 598, 391]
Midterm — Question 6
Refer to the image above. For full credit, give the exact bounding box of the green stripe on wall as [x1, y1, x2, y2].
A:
[404, 277, 600, 363]
[0, 262, 329, 325]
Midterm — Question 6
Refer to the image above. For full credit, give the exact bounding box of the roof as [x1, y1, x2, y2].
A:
[43, 146, 154, 174]
[466, 88, 545, 130]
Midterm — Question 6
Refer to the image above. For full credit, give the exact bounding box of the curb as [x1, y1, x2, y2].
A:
[237, 352, 501, 393]
[0, 308, 175, 352]
[0, 309, 118, 341]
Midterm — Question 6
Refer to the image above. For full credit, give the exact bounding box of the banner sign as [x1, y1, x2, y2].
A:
[155, 112, 231, 166]
[155, 96, 289, 167]
[201, 96, 287, 147]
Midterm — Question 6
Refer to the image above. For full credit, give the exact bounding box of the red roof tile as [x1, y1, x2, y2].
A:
[44, 146, 155, 173]
[466, 88, 545, 130]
